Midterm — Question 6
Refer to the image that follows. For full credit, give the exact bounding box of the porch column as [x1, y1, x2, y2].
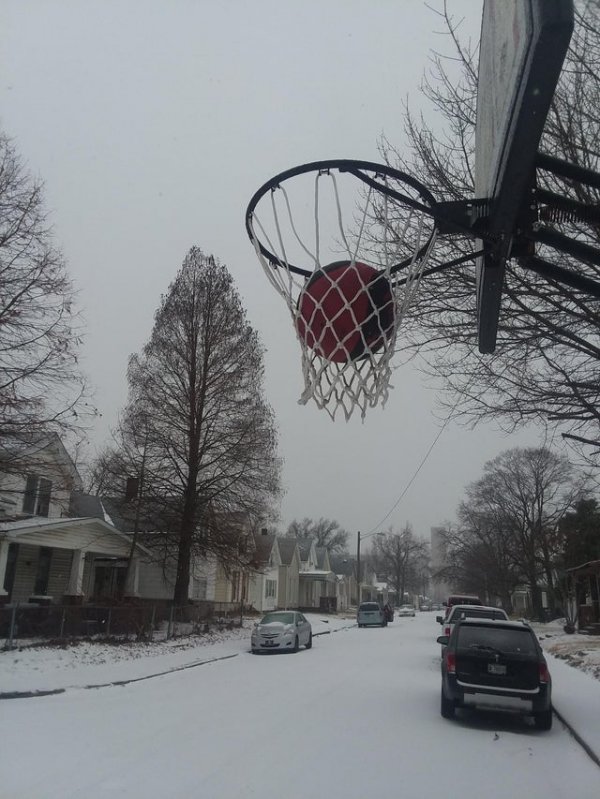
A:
[64, 549, 85, 601]
[0, 539, 10, 600]
[124, 558, 140, 598]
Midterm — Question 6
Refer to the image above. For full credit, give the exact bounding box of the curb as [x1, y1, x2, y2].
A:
[553, 706, 600, 769]
[0, 687, 66, 700]
[0, 653, 239, 700]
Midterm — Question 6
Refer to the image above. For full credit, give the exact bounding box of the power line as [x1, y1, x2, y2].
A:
[364, 407, 457, 537]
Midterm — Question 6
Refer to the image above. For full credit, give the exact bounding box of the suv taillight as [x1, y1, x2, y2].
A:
[539, 662, 550, 683]
[444, 625, 451, 637]
[446, 651, 456, 674]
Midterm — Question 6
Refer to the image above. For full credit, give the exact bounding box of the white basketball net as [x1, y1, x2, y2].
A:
[250, 169, 437, 420]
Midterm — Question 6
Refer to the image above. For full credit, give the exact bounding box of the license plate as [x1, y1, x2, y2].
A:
[487, 663, 506, 675]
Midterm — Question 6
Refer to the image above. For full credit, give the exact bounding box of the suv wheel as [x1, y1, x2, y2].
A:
[441, 688, 455, 719]
[534, 708, 553, 731]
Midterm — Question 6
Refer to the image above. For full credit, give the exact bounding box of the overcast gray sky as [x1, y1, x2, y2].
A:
[0, 0, 548, 544]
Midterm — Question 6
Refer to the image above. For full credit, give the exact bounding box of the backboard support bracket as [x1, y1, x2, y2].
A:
[436, 199, 493, 238]
[518, 255, 600, 297]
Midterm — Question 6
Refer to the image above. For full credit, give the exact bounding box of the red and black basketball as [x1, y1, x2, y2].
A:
[295, 261, 394, 363]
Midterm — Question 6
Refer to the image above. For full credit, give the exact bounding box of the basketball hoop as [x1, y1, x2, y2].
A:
[245, 160, 439, 420]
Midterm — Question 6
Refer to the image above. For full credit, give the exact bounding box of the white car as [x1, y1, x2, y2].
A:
[251, 610, 312, 653]
[397, 605, 416, 617]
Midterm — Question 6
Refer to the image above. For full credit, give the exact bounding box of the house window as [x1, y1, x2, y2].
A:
[265, 579, 276, 598]
[22, 475, 52, 517]
[34, 547, 53, 595]
[192, 577, 207, 600]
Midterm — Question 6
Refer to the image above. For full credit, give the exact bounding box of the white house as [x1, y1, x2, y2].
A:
[0, 436, 148, 605]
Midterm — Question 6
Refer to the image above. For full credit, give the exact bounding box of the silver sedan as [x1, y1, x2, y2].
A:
[251, 611, 313, 653]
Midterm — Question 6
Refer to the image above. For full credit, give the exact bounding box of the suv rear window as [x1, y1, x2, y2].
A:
[359, 603, 380, 611]
[456, 625, 537, 655]
[449, 608, 506, 622]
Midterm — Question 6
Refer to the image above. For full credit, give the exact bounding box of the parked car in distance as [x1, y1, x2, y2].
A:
[437, 618, 552, 730]
[437, 604, 509, 643]
[441, 594, 482, 621]
[357, 601, 387, 627]
[251, 611, 312, 653]
[397, 605, 416, 617]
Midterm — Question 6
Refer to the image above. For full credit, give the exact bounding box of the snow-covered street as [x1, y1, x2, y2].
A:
[2, 612, 599, 798]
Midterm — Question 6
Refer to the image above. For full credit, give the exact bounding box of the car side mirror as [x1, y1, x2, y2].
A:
[436, 616, 443, 624]
[437, 635, 449, 646]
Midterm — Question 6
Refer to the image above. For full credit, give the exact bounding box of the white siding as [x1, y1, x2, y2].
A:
[248, 565, 279, 612]
[47, 549, 73, 598]
[137, 560, 176, 600]
[0, 441, 78, 520]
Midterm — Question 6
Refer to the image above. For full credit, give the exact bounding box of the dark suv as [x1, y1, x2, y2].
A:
[437, 618, 552, 730]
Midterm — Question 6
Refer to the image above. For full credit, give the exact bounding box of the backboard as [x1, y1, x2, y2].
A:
[475, 0, 574, 353]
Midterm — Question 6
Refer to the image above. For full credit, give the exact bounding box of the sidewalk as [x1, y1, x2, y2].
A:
[545, 653, 600, 766]
[0, 614, 353, 695]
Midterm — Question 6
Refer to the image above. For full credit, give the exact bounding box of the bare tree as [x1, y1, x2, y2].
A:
[0, 132, 88, 459]
[444, 447, 587, 619]
[287, 517, 349, 554]
[378, 2, 600, 465]
[372, 524, 428, 603]
[100, 248, 281, 604]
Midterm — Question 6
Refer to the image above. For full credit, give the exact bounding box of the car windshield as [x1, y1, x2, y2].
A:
[260, 613, 294, 625]
[457, 626, 537, 655]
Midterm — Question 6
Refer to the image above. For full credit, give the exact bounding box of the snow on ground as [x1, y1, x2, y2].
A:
[0, 612, 352, 693]
[534, 619, 600, 681]
[1, 612, 599, 799]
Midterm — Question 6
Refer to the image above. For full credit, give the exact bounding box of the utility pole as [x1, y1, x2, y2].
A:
[356, 531, 361, 605]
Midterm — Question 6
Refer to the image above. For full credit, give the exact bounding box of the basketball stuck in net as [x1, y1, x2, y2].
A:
[295, 261, 394, 363]
[245, 160, 438, 419]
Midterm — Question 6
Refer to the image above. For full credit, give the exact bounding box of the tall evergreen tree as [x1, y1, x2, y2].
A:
[112, 248, 280, 603]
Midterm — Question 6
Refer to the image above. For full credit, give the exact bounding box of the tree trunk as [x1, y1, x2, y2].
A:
[173, 486, 197, 605]
[529, 580, 545, 622]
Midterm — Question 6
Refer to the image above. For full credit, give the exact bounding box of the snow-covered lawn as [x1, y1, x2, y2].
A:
[534, 619, 600, 681]
[0, 612, 352, 693]
[1, 612, 599, 799]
